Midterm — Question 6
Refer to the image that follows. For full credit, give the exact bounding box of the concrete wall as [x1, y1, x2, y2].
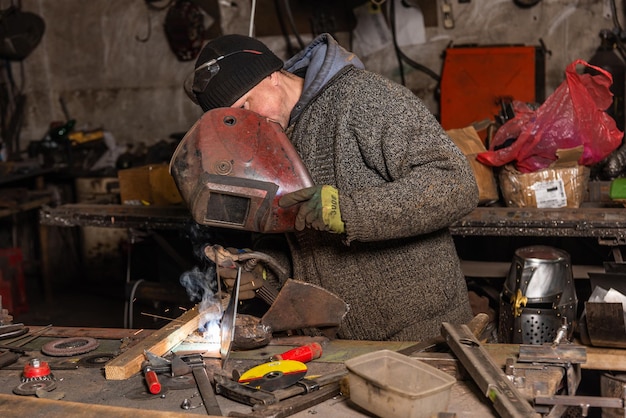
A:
[15, 0, 624, 153]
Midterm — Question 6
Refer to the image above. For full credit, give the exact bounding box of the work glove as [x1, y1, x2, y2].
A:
[278, 185, 345, 234]
[204, 246, 265, 300]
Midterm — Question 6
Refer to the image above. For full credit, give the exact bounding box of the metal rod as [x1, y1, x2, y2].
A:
[442, 322, 541, 418]
[192, 366, 222, 416]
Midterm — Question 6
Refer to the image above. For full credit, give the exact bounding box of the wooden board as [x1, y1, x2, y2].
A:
[104, 305, 200, 380]
[0, 394, 221, 418]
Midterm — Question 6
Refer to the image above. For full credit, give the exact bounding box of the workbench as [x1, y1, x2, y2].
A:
[0, 325, 497, 417]
[38, 203, 626, 239]
[2, 324, 626, 417]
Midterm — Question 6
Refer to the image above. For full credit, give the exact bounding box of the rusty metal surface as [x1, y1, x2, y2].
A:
[39, 203, 192, 230]
[261, 279, 349, 333]
[41, 204, 626, 239]
[449, 206, 626, 238]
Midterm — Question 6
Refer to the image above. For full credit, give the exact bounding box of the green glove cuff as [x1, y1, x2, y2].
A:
[321, 185, 345, 234]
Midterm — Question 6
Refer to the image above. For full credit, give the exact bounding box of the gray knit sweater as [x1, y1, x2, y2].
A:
[263, 35, 479, 341]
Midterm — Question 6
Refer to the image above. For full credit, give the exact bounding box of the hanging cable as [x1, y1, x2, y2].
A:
[273, 0, 297, 55]
[249, 0, 257, 37]
[283, 0, 305, 50]
[388, 0, 440, 84]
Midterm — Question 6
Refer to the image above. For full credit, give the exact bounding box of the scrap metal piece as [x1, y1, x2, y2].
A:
[535, 395, 624, 418]
[41, 337, 99, 356]
[192, 365, 222, 416]
[442, 322, 541, 418]
[261, 279, 349, 333]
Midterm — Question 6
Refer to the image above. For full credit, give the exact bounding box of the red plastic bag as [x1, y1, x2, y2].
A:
[477, 59, 624, 173]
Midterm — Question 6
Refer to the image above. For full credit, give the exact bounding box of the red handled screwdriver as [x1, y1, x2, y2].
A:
[271, 342, 323, 363]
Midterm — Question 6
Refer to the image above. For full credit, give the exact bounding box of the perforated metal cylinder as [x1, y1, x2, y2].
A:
[498, 245, 578, 344]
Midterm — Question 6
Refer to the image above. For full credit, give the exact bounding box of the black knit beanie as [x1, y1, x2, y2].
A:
[192, 35, 284, 111]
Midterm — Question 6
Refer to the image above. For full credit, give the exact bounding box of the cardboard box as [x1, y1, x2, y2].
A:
[447, 126, 499, 205]
[498, 147, 589, 208]
[118, 164, 182, 206]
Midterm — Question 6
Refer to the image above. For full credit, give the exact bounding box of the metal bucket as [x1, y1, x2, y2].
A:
[498, 245, 578, 344]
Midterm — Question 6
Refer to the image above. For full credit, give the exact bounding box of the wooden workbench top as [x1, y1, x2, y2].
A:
[1, 326, 625, 417]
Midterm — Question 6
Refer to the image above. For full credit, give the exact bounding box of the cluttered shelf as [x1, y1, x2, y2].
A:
[39, 202, 626, 239]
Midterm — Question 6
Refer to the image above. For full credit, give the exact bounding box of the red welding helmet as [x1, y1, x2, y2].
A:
[170, 108, 313, 233]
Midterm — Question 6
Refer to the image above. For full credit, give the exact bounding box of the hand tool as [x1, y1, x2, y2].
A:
[142, 350, 167, 395]
[143, 366, 161, 395]
[228, 381, 342, 418]
[215, 368, 347, 407]
[441, 322, 541, 418]
[140, 351, 201, 395]
[220, 265, 240, 368]
[141, 351, 205, 376]
[270, 342, 323, 363]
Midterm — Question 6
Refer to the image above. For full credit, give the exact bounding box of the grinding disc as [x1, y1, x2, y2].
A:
[41, 337, 100, 357]
[237, 360, 307, 391]
[78, 353, 116, 368]
[13, 379, 57, 396]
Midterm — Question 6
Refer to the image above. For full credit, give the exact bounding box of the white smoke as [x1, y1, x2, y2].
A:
[179, 266, 221, 342]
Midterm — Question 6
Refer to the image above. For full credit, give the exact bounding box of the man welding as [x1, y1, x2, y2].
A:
[171, 33, 479, 342]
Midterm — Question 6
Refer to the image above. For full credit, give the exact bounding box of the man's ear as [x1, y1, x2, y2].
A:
[268, 71, 281, 86]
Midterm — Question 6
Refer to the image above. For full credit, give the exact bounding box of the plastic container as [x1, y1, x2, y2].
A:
[345, 349, 455, 418]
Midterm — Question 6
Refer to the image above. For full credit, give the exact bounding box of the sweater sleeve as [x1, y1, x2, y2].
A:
[339, 75, 479, 243]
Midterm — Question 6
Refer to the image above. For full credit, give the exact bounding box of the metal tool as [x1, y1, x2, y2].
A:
[215, 368, 347, 407]
[441, 322, 541, 418]
[228, 382, 342, 418]
[270, 343, 323, 363]
[221, 265, 240, 368]
[143, 365, 161, 395]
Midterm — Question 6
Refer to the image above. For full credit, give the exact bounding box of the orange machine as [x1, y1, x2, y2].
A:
[439, 45, 545, 142]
